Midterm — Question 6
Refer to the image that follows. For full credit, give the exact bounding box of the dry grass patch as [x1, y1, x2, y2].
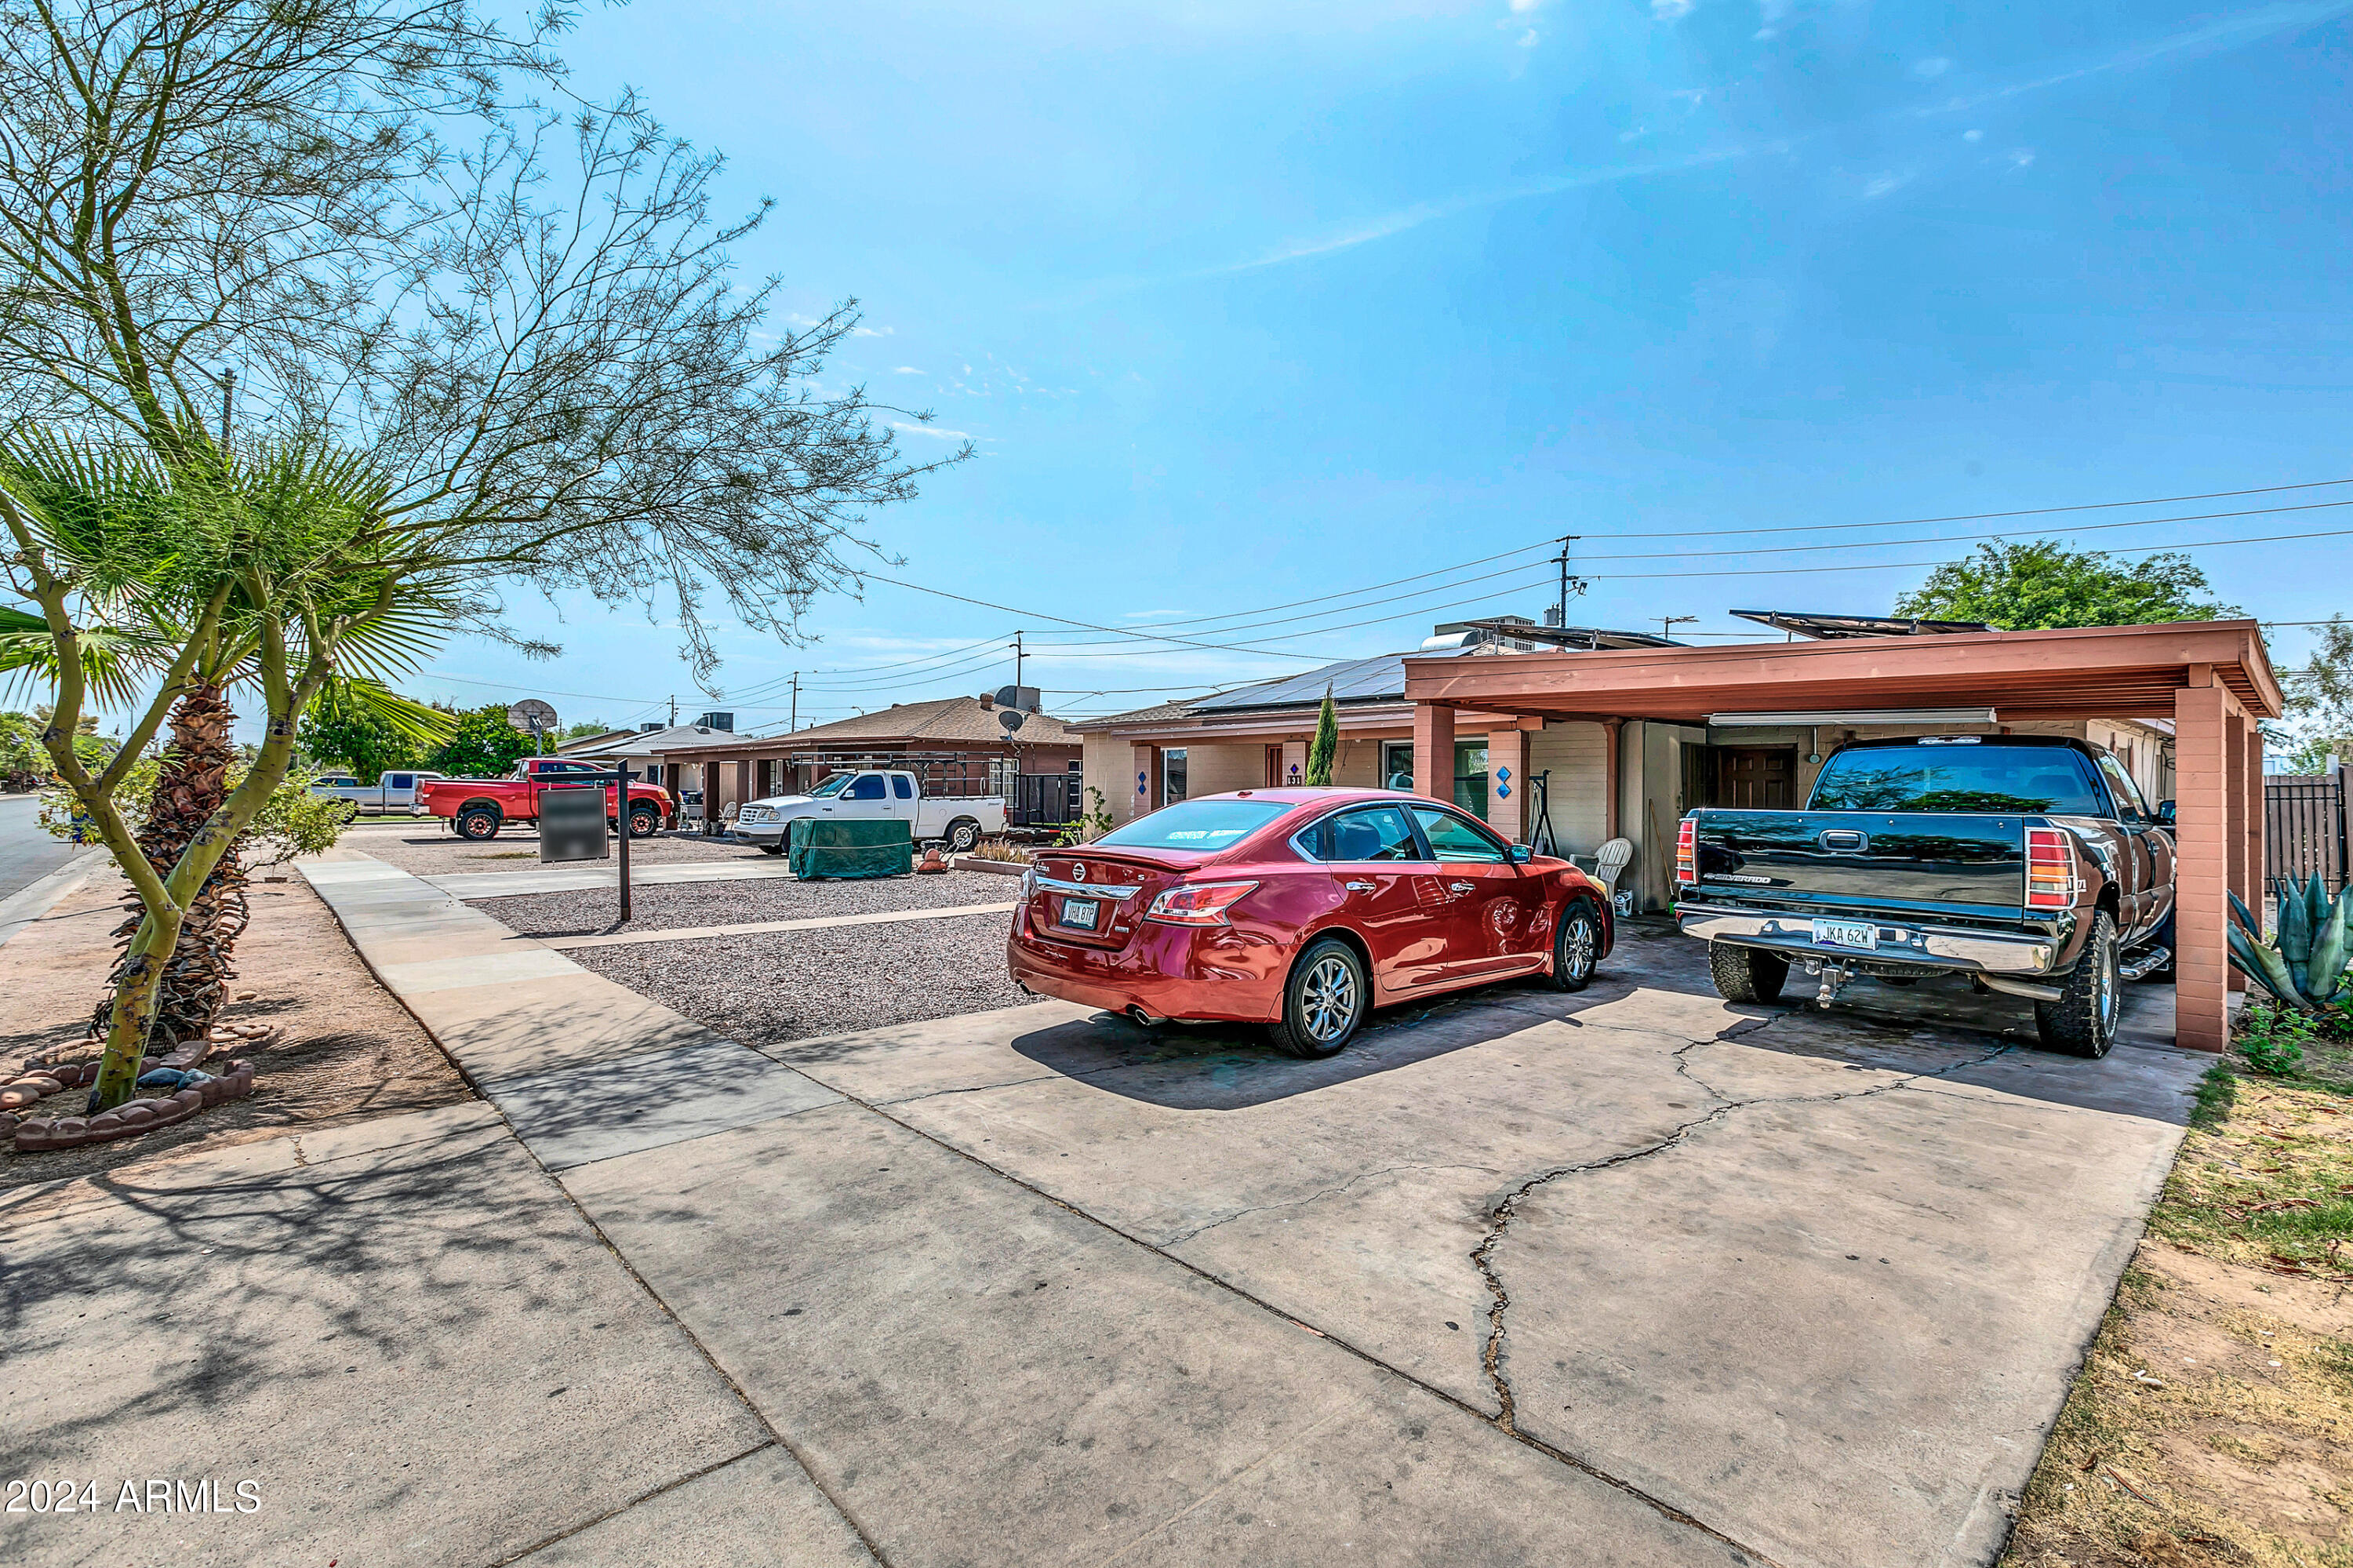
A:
[2003, 1055, 2353, 1568]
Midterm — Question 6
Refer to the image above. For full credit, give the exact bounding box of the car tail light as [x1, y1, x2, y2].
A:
[2025, 827, 2076, 910]
[1675, 817, 1697, 886]
[1144, 881, 1259, 926]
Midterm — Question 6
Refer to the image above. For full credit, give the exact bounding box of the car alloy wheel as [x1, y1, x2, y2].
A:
[1301, 952, 1359, 1042]
[1554, 902, 1599, 991]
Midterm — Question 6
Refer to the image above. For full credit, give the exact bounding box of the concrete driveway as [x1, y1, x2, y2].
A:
[595, 919, 2203, 1568]
[11, 849, 2205, 1568]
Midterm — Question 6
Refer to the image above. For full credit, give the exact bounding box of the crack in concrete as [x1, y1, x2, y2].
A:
[1157, 1162, 1500, 1250]
[1471, 1020, 2014, 1440]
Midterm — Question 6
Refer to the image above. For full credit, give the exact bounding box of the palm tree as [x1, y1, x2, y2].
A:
[3, 433, 454, 1107]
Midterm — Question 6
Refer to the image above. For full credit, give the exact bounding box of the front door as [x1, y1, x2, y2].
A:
[1714, 748, 1795, 809]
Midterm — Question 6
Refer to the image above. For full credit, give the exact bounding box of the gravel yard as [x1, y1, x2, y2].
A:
[567, 912, 1028, 1045]
[468, 868, 1017, 937]
[350, 824, 766, 879]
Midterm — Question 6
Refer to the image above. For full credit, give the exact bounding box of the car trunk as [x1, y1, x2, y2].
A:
[1024, 847, 1203, 950]
[1693, 809, 2027, 922]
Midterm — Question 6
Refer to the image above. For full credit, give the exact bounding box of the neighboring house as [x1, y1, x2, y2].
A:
[558, 719, 751, 802]
[1078, 611, 2182, 915]
[654, 695, 1082, 831]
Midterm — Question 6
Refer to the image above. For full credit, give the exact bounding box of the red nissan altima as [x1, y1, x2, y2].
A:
[1006, 788, 1612, 1057]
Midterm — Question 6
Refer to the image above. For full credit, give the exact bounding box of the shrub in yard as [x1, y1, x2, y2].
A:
[2235, 1004, 2314, 1077]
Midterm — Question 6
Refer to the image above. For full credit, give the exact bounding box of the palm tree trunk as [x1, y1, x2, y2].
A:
[91, 683, 249, 1053]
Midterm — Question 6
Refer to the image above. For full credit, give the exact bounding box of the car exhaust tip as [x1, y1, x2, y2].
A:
[1126, 1006, 1165, 1029]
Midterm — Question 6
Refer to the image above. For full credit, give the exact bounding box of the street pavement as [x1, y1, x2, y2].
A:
[0, 793, 78, 903]
[0, 846, 2208, 1568]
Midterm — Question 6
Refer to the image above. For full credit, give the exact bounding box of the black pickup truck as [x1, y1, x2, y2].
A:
[1672, 735, 2176, 1057]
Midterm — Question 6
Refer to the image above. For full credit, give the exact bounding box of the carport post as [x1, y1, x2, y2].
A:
[2172, 678, 2236, 1052]
[1488, 722, 1533, 842]
[2225, 707, 2250, 995]
[1412, 703, 1454, 802]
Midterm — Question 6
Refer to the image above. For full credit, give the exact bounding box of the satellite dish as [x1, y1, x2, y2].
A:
[507, 699, 558, 736]
[998, 709, 1025, 733]
[993, 685, 1042, 715]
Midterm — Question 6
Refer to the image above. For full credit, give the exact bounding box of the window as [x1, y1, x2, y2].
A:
[1381, 742, 1414, 791]
[1453, 742, 1489, 820]
[1163, 748, 1188, 805]
[846, 774, 887, 800]
[1096, 797, 1286, 852]
[2095, 751, 2148, 821]
[891, 774, 913, 799]
[1305, 805, 1424, 864]
[809, 773, 851, 798]
[386, 774, 413, 789]
[1412, 806, 1508, 863]
[1808, 746, 2104, 814]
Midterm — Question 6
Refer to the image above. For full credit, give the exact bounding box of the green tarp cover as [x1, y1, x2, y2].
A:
[788, 817, 913, 879]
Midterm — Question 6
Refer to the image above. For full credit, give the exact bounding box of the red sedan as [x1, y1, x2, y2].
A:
[1006, 788, 1613, 1057]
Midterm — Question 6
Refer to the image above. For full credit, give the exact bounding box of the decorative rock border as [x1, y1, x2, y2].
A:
[4, 1020, 278, 1155]
[10, 1060, 255, 1151]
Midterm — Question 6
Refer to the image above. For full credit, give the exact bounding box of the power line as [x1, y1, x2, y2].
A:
[1569, 497, 2353, 562]
[1580, 524, 2353, 580]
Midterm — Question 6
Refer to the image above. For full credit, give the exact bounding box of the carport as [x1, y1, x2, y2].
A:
[1402, 619, 2282, 1052]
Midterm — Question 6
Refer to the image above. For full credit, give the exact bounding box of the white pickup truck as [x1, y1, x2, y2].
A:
[307, 769, 446, 815]
[730, 769, 1006, 855]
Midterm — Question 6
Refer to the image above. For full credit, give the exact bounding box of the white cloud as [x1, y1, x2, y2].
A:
[1963, 128, 1984, 142]
[851, 325, 893, 337]
[1913, 56, 1951, 78]
[2009, 147, 2036, 166]
[892, 366, 926, 375]
[1863, 170, 1913, 198]
[889, 420, 973, 440]
[1508, 0, 1541, 12]
[1653, 0, 1693, 18]
[1515, 27, 1539, 46]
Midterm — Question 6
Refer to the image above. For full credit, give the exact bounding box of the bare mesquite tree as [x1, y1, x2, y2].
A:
[1, 1, 962, 1108]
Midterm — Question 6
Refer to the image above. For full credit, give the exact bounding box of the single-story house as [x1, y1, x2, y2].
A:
[655, 695, 1082, 831]
[1082, 611, 2275, 1053]
[558, 719, 748, 803]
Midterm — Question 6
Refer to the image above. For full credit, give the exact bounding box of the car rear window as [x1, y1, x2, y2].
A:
[1809, 745, 2104, 814]
[1096, 799, 1289, 852]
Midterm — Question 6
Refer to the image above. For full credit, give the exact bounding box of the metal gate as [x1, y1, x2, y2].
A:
[1008, 772, 1079, 828]
[2265, 773, 2349, 892]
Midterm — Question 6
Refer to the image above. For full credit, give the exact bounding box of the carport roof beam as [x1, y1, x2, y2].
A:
[1707, 708, 1997, 726]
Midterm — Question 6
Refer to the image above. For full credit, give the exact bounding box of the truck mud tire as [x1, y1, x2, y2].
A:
[2038, 909, 2120, 1058]
[1708, 942, 1788, 1004]
[1550, 899, 1603, 991]
[945, 817, 982, 854]
[1267, 936, 1368, 1060]
[454, 806, 502, 841]
[627, 804, 661, 839]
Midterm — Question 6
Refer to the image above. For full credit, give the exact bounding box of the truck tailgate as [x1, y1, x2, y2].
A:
[1692, 809, 2026, 921]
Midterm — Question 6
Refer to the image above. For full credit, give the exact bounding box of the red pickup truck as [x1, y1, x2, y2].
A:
[421, 757, 673, 841]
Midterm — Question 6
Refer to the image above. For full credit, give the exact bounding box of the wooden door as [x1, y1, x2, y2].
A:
[1714, 748, 1795, 809]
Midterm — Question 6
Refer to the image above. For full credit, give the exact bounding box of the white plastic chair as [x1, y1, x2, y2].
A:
[1593, 837, 1635, 906]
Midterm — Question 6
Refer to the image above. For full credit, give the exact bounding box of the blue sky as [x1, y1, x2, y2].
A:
[406, 0, 2353, 734]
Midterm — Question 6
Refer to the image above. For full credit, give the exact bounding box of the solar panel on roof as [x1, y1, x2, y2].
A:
[1192, 646, 1473, 711]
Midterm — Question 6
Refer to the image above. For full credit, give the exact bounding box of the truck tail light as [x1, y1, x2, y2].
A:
[2025, 827, 2076, 910]
[1675, 817, 1697, 886]
[1144, 881, 1259, 926]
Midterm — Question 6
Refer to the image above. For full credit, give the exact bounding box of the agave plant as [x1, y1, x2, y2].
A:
[2229, 876, 2351, 1010]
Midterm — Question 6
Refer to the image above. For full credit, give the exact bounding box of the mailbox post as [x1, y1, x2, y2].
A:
[535, 768, 635, 923]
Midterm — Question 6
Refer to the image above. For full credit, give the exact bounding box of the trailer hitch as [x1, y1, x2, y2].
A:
[1801, 957, 1858, 1008]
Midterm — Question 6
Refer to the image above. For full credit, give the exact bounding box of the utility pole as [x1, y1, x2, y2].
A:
[667, 694, 678, 726]
[1013, 631, 1024, 698]
[1555, 535, 1584, 627]
[1658, 614, 1698, 644]
[788, 674, 799, 733]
